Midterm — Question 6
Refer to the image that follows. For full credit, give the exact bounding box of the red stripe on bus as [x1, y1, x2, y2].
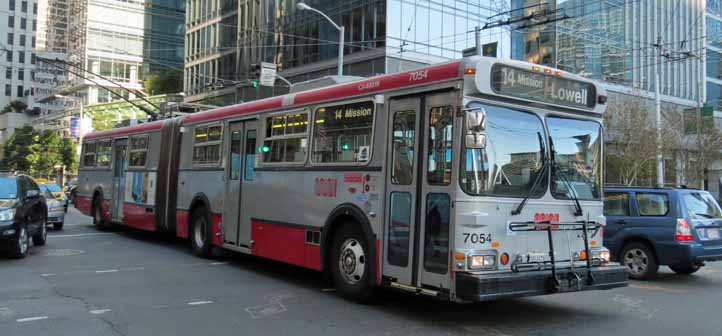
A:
[250, 219, 321, 271]
[122, 203, 157, 231]
[75, 196, 92, 216]
[293, 61, 463, 105]
[102, 200, 111, 221]
[182, 96, 285, 125]
[211, 214, 222, 247]
[84, 120, 164, 140]
[176, 210, 189, 238]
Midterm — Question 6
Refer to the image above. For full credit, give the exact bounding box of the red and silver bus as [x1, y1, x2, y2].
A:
[76, 56, 628, 303]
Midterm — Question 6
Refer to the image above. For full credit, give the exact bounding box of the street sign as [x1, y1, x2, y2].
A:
[482, 42, 498, 57]
[260, 62, 277, 87]
[462, 47, 478, 57]
[69, 117, 80, 138]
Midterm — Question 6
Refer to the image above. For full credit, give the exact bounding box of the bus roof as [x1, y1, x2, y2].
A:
[84, 119, 165, 141]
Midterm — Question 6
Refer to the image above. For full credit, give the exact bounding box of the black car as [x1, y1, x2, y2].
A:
[604, 186, 722, 279]
[0, 173, 48, 258]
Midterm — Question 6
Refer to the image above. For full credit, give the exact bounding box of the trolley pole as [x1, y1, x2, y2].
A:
[475, 26, 481, 55]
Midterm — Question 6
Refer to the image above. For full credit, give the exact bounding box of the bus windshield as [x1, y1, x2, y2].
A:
[460, 101, 547, 198]
[548, 117, 602, 200]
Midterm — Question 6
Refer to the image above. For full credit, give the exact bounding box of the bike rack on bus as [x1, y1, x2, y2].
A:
[508, 220, 602, 291]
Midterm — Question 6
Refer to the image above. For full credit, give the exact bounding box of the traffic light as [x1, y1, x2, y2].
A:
[250, 63, 261, 78]
[251, 80, 259, 88]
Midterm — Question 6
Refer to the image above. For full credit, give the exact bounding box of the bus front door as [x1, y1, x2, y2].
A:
[111, 139, 128, 221]
[222, 120, 257, 246]
[384, 92, 457, 292]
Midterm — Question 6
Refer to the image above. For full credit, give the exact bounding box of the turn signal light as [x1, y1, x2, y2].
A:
[500, 253, 510, 265]
[491, 241, 500, 248]
[579, 250, 588, 260]
[544, 68, 552, 74]
[454, 253, 466, 261]
[554, 70, 562, 76]
[464, 68, 476, 75]
[532, 66, 541, 72]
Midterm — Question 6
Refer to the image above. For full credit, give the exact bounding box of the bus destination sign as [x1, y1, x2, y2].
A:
[490, 64, 596, 109]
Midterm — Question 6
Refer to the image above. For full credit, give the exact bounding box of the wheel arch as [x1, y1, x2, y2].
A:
[187, 193, 212, 229]
[321, 203, 377, 280]
[619, 235, 659, 264]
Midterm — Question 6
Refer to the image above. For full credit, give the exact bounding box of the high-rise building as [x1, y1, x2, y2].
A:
[183, 0, 510, 105]
[0, 0, 39, 143]
[36, 0, 68, 53]
[511, 0, 705, 107]
[708, 0, 722, 113]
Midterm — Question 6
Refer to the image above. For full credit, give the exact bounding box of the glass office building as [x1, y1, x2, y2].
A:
[184, 0, 509, 105]
[708, 0, 722, 112]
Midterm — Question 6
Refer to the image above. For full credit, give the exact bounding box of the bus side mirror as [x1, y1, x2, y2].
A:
[465, 110, 486, 149]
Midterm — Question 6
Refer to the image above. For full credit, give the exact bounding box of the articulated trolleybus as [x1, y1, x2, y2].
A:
[77, 56, 628, 303]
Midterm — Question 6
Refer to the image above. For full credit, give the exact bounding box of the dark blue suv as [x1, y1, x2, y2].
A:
[604, 186, 722, 280]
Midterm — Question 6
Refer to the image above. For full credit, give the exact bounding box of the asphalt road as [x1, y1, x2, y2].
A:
[1, 208, 721, 336]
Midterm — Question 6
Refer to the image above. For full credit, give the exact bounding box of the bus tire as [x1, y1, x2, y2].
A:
[92, 197, 107, 231]
[331, 222, 376, 303]
[190, 207, 213, 258]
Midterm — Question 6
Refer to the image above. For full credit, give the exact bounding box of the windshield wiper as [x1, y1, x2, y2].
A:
[512, 132, 548, 216]
[694, 213, 715, 219]
[549, 136, 583, 217]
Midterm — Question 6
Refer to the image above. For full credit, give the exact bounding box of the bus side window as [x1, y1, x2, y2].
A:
[229, 130, 242, 180]
[427, 106, 453, 185]
[244, 130, 256, 181]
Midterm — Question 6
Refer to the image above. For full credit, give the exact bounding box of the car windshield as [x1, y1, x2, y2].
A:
[0, 177, 17, 199]
[460, 101, 547, 198]
[682, 192, 722, 219]
[547, 117, 602, 200]
[41, 184, 62, 192]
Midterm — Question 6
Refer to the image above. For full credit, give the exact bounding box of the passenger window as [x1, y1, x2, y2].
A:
[129, 135, 149, 167]
[636, 193, 670, 216]
[388, 192, 411, 267]
[391, 110, 415, 185]
[96, 140, 112, 167]
[244, 130, 257, 181]
[424, 193, 450, 274]
[427, 106, 453, 185]
[604, 192, 630, 216]
[262, 111, 308, 164]
[312, 101, 374, 164]
[193, 125, 222, 165]
[82, 142, 96, 167]
[229, 129, 242, 180]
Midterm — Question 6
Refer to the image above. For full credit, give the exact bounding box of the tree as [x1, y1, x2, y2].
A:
[60, 138, 78, 173]
[1, 126, 35, 172]
[144, 70, 183, 95]
[1, 100, 28, 114]
[2, 127, 76, 177]
[604, 95, 660, 186]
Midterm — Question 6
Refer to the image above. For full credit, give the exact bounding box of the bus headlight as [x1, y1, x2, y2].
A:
[468, 254, 497, 270]
[591, 247, 611, 263]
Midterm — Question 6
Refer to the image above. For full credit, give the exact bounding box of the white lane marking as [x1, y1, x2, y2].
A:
[41, 273, 55, 277]
[0, 307, 13, 317]
[209, 262, 229, 266]
[17, 316, 48, 323]
[95, 269, 119, 274]
[51, 232, 115, 238]
[90, 309, 112, 315]
[187, 301, 214, 306]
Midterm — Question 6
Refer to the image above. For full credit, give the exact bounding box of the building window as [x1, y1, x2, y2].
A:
[5, 69, 10, 79]
[96, 140, 112, 167]
[18, 52, 24, 63]
[6, 33, 12, 45]
[4, 85, 10, 96]
[262, 111, 309, 164]
[19, 34, 24, 46]
[31, 36, 35, 48]
[32, 2, 36, 13]
[17, 85, 23, 97]
[312, 101, 374, 164]
[18, 70, 23, 80]
[21, 1, 26, 12]
[9, 0, 15, 11]
[32, 20, 35, 31]
[20, 18, 26, 30]
[82, 142, 96, 167]
[5, 51, 11, 62]
[8, 16, 13, 28]
[192, 124, 222, 165]
[129, 135, 149, 167]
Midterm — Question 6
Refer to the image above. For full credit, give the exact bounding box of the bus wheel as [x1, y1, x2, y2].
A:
[331, 223, 376, 303]
[92, 197, 107, 231]
[190, 207, 213, 258]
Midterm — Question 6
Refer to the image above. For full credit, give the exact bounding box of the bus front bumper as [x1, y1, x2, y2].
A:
[455, 264, 629, 302]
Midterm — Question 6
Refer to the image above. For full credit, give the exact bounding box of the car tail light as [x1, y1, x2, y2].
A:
[675, 219, 694, 241]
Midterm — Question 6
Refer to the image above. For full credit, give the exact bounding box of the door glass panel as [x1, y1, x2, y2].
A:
[424, 193, 450, 274]
[391, 110, 415, 185]
[388, 192, 411, 267]
[427, 106, 453, 185]
[244, 130, 257, 181]
[637, 193, 670, 216]
[604, 193, 629, 216]
[229, 129, 242, 180]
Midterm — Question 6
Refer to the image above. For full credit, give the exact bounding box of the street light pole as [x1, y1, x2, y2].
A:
[297, 2, 344, 76]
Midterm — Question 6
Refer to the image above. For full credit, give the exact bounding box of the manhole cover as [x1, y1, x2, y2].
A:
[37, 249, 84, 257]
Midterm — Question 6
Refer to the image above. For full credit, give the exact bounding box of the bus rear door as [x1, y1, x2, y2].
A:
[111, 138, 128, 221]
[222, 120, 257, 245]
[383, 91, 458, 292]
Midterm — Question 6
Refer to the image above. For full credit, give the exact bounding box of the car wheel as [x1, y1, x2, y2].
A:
[53, 221, 64, 231]
[190, 207, 212, 258]
[33, 219, 47, 246]
[621, 242, 659, 280]
[9, 224, 29, 259]
[669, 263, 701, 275]
[331, 222, 377, 303]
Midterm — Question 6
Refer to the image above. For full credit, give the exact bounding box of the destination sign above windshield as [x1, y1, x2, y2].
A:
[490, 64, 596, 109]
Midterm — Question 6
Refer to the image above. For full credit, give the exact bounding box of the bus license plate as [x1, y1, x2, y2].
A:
[708, 229, 720, 240]
[524, 252, 548, 263]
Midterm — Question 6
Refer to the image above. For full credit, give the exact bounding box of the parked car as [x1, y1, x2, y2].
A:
[39, 184, 65, 230]
[0, 172, 48, 258]
[604, 186, 722, 280]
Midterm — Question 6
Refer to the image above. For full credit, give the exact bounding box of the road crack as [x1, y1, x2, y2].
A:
[52, 286, 127, 336]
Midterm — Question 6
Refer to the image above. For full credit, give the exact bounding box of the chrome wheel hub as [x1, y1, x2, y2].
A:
[624, 248, 648, 275]
[338, 238, 365, 285]
[194, 218, 206, 247]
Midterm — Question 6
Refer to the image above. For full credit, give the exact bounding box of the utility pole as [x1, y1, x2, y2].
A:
[475, 26, 481, 55]
[654, 35, 665, 188]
